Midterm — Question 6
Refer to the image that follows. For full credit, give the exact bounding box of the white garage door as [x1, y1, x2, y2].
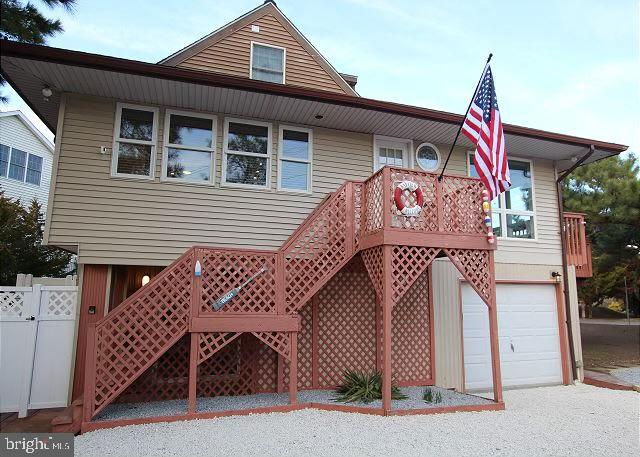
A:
[462, 283, 562, 390]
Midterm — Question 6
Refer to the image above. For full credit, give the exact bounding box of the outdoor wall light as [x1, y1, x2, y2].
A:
[42, 86, 53, 101]
[551, 271, 562, 282]
[141, 275, 150, 286]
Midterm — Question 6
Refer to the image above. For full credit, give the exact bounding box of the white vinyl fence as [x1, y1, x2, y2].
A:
[0, 285, 78, 417]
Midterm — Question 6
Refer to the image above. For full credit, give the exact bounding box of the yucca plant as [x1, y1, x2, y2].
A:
[423, 387, 433, 403]
[334, 370, 407, 403]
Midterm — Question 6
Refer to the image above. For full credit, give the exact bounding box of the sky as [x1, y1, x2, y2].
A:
[2, 0, 638, 158]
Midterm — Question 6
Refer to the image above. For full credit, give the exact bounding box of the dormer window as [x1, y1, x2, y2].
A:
[250, 42, 285, 84]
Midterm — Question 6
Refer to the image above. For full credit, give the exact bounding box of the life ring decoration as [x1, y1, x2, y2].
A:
[394, 180, 424, 217]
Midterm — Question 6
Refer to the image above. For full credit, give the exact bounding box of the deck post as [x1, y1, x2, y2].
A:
[487, 251, 503, 403]
[382, 244, 393, 411]
[188, 332, 198, 414]
[82, 323, 97, 423]
[289, 332, 298, 405]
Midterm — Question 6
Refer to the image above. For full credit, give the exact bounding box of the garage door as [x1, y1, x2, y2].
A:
[462, 283, 563, 390]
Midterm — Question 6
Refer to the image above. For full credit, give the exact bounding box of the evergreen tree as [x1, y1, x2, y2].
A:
[0, 192, 74, 285]
[0, 0, 76, 101]
[563, 154, 640, 315]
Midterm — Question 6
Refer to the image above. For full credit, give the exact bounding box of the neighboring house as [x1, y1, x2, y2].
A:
[0, 110, 54, 214]
[1, 1, 626, 433]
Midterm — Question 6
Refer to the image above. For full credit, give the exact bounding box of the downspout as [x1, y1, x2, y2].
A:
[556, 145, 595, 381]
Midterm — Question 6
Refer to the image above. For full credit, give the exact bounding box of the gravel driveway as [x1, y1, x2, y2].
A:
[75, 384, 639, 457]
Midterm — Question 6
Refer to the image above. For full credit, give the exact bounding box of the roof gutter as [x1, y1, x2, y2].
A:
[0, 40, 629, 154]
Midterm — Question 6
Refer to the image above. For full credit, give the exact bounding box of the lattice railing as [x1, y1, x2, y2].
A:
[361, 166, 487, 237]
[91, 248, 195, 417]
[362, 171, 384, 235]
[198, 248, 278, 315]
[282, 182, 356, 314]
[441, 175, 486, 235]
[390, 168, 439, 231]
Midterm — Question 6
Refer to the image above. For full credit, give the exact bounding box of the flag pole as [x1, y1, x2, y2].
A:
[438, 53, 493, 181]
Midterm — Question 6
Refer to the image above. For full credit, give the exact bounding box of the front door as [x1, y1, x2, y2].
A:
[376, 140, 408, 170]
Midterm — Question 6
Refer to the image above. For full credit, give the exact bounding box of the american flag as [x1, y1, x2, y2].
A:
[461, 65, 510, 199]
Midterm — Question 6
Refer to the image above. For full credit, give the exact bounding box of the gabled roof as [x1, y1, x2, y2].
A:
[0, 110, 54, 152]
[158, 1, 358, 96]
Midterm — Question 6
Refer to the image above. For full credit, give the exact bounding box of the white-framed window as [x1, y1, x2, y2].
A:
[161, 109, 217, 184]
[415, 142, 441, 172]
[111, 103, 159, 179]
[222, 118, 272, 189]
[0, 143, 43, 186]
[250, 42, 286, 84]
[278, 125, 312, 193]
[373, 136, 411, 171]
[468, 152, 537, 240]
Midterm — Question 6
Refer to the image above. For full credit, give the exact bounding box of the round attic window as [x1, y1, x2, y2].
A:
[415, 143, 441, 171]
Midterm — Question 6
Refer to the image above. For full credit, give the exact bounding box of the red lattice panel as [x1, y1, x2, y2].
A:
[390, 168, 439, 231]
[445, 248, 494, 305]
[441, 176, 486, 235]
[316, 258, 377, 388]
[363, 171, 384, 235]
[197, 334, 255, 398]
[361, 247, 385, 302]
[198, 332, 241, 365]
[93, 249, 194, 414]
[283, 186, 349, 313]
[391, 246, 440, 305]
[253, 331, 291, 361]
[117, 335, 190, 403]
[254, 337, 278, 393]
[199, 249, 277, 314]
[282, 301, 313, 390]
[393, 270, 432, 384]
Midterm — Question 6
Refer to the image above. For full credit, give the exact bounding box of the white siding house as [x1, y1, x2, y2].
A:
[0, 111, 54, 215]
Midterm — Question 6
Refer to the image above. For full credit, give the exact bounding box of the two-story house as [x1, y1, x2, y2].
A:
[0, 1, 626, 432]
[0, 110, 54, 214]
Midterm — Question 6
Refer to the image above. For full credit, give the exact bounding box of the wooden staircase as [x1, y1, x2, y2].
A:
[70, 180, 361, 430]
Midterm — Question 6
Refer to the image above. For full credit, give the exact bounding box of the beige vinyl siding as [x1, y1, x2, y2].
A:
[178, 13, 349, 95]
[47, 94, 372, 265]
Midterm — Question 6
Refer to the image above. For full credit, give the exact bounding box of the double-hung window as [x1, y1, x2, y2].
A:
[111, 103, 158, 178]
[0, 144, 11, 178]
[250, 42, 285, 84]
[469, 153, 536, 239]
[0, 143, 43, 186]
[278, 126, 312, 193]
[223, 119, 272, 188]
[8, 148, 27, 181]
[26, 154, 43, 185]
[162, 110, 216, 184]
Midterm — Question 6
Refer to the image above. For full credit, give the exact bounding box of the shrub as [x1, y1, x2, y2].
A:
[424, 387, 443, 404]
[334, 370, 407, 403]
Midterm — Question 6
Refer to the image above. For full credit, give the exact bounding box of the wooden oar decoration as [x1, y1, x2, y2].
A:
[211, 266, 268, 311]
